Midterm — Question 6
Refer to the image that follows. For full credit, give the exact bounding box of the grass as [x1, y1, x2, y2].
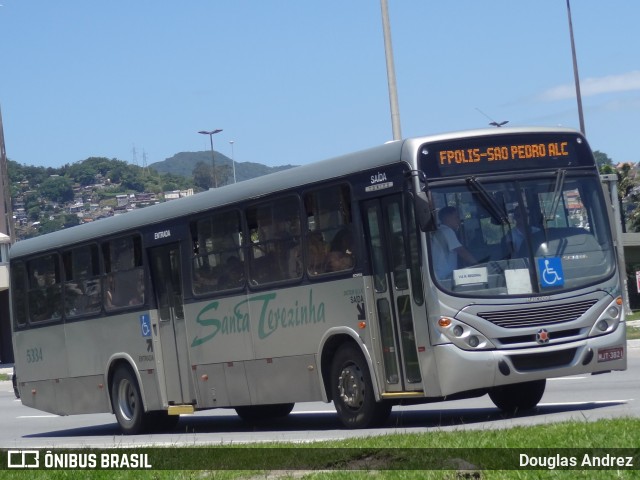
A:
[626, 310, 640, 321]
[627, 326, 640, 340]
[1, 418, 639, 479]
[626, 310, 640, 339]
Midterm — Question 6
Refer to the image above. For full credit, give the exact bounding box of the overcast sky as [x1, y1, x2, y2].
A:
[0, 1, 638, 169]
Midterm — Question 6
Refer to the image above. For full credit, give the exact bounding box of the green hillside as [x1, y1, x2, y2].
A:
[149, 151, 296, 183]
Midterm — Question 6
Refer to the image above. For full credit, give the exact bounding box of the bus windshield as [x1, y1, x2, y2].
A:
[427, 172, 615, 296]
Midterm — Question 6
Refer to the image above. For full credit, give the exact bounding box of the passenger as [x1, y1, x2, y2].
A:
[306, 231, 327, 275]
[105, 245, 143, 308]
[326, 227, 354, 272]
[218, 256, 244, 289]
[502, 208, 540, 256]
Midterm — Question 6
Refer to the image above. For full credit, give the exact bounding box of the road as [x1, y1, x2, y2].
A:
[1, 342, 638, 448]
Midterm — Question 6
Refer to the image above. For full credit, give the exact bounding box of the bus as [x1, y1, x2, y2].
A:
[10, 126, 627, 434]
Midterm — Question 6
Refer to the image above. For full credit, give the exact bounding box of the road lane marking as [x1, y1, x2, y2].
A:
[540, 399, 632, 406]
[548, 376, 587, 380]
[18, 415, 58, 418]
[291, 410, 333, 415]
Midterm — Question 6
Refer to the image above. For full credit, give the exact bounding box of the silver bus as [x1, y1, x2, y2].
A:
[10, 126, 627, 434]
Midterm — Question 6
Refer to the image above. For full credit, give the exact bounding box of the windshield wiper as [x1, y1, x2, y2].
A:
[466, 177, 509, 225]
[543, 169, 566, 222]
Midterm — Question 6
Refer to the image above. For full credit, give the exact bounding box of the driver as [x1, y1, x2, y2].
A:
[431, 206, 478, 279]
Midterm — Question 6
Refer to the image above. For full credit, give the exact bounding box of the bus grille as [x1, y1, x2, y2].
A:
[509, 348, 578, 371]
[477, 299, 598, 328]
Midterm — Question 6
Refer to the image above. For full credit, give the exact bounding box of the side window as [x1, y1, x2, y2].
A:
[191, 210, 245, 294]
[63, 245, 102, 317]
[246, 196, 302, 285]
[303, 184, 355, 277]
[102, 235, 144, 310]
[10, 261, 28, 327]
[27, 254, 62, 323]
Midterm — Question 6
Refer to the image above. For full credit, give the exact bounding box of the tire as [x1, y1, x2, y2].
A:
[111, 366, 149, 435]
[330, 344, 392, 428]
[12, 368, 19, 399]
[489, 379, 546, 413]
[235, 403, 295, 423]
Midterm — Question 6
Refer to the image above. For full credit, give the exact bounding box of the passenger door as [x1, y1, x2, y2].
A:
[362, 194, 424, 392]
[148, 243, 192, 405]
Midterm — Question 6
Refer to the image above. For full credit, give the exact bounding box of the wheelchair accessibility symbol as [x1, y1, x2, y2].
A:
[538, 257, 564, 288]
[140, 314, 152, 337]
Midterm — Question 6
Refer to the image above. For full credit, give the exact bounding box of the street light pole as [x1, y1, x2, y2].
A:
[229, 140, 236, 183]
[198, 129, 223, 188]
[380, 0, 402, 141]
[566, 0, 585, 135]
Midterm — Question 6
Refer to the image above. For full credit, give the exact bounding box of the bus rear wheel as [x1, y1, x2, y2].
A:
[330, 344, 392, 428]
[111, 366, 149, 435]
[489, 379, 546, 413]
[235, 403, 295, 423]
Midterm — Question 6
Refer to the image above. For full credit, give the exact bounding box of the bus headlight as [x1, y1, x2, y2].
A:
[437, 316, 495, 350]
[468, 335, 480, 348]
[588, 297, 622, 338]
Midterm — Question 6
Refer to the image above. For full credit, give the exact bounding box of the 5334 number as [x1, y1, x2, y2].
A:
[26, 347, 43, 363]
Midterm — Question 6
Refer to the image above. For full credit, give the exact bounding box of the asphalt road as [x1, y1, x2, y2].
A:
[1, 341, 638, 448]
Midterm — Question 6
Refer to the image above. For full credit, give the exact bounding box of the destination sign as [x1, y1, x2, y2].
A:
[438, 141, 568, 165]
[421, 133, 593, 178]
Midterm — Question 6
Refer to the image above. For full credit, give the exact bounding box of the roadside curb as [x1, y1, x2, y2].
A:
[628, 339, 640, 349]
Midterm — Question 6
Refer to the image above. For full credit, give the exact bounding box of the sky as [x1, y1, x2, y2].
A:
[0, 1, 638, 170]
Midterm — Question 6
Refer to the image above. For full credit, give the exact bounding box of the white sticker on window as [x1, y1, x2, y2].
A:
[505, 268, 533, 294]
[453, 267, 488, 286]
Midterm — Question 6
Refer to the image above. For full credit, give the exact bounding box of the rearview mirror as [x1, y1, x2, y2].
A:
[415, 191, 436, 232]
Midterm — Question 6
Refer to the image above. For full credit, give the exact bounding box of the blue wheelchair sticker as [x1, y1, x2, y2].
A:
[538, 257, 564, 288]
[140, 314, 152, 337]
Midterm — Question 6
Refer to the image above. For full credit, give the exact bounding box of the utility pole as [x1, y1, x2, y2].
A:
[380, 0, 402, 141]
[566, 0, 586, 135]
[0, 106, 14, 363]
[0, 107, 14, 240]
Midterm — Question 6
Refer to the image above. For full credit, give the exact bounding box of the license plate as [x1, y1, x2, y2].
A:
[597, 346, 624, 362]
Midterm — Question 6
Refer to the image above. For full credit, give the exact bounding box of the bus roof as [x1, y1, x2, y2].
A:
[9, 126, 583, 259]
[10, 139, 404, 259]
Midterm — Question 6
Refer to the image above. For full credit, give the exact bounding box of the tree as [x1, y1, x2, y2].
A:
[216, 164, 233, 187]
[594, 150, 613, 172]
[27, 206, 41, 222]
[120, 171, 145, 192]
[64, 161, 98, 186]
[39, 176, 74, 204]
[38, 214, 80, 235]
[193, 161, 213, 190]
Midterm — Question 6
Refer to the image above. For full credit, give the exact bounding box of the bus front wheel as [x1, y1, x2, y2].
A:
[489, 379, 546, 413]
[330, 344, 391, 428]
[111, 366, 149, 435]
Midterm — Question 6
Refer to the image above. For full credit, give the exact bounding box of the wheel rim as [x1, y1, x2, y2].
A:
[117, 378, 137, 422]
[337, 363, 365, 410]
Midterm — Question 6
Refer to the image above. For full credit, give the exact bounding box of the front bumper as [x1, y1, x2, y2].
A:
[432, 323, 627, 396]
